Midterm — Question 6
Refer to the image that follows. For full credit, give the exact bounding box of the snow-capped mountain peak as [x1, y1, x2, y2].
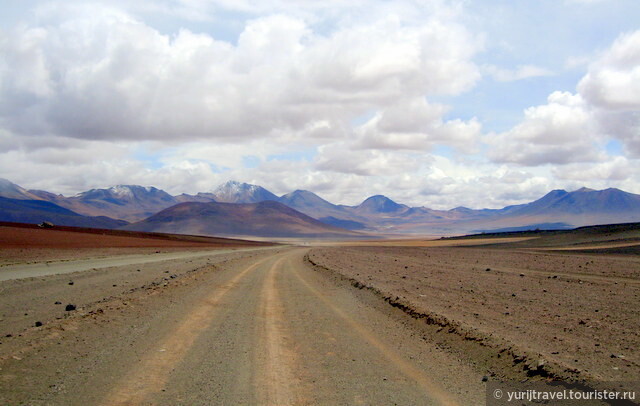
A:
[109, 185, 136, 198]
[212, 181, 279, 203]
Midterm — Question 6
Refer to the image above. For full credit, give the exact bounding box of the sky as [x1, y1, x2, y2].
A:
[0, 0, 639, 209]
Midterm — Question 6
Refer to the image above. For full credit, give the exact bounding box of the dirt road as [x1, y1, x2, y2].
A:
[0, 246, 275, 281]
[0, 248, 483, 405]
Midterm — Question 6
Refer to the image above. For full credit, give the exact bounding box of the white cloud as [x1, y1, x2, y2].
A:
[315, 143, 424, 177]
[578, 32, 640, 157]
[552, 156, 633, 182]
[487, 92, 603, 165]
[487, 29, 640, 165]
[564, 55, 591, 70]
[578, 31, 640, 111]
[352, 98, 481, 153]
[482, 64, 554, 82]
[0, 2, 481, 147]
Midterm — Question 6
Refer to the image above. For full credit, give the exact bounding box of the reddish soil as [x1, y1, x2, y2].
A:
[0, 222, 272, 265]
[307, 245, 640, 383]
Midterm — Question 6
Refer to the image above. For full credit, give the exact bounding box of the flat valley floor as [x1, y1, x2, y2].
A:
[0, 225, 638, 404]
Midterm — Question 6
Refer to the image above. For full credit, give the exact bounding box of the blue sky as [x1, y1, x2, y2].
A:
[0, 0, 639, 209]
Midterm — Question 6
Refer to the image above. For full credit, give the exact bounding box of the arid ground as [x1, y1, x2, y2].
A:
[0, 223, 638, 404]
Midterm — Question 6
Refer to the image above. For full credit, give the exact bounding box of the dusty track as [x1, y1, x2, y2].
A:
[0, 247, 274, 281]
[0, 247, 483, 405]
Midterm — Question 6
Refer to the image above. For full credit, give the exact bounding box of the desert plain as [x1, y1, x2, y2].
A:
[0, 222, 638, 404]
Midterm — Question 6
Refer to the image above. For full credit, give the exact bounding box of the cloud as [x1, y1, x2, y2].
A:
[352, 98, 481, 153]
[482, 64, 554, 82]
[574, 31, 640, 156]
[578, 31, 640, 111]
[487, 91, 603, 165]
[314, 143, 424, 176]
[0, 2, 481, 147]
[552, 156, 633, 182]
[488, 30, 640, 164]
[578, 31, 640, 156]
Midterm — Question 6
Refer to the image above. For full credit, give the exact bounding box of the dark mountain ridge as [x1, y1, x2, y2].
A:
[355, 195, 409, 214]
[0, 196, 128, 229]
[125, 200, 363, 238]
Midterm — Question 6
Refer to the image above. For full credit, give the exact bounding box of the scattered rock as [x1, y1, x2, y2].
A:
[485, 268, 491, 272]
[35, 321, 43, 327]
[65, 304, 76, 311]
[68, 281, 74, 285]
[54, 301, 62, 305]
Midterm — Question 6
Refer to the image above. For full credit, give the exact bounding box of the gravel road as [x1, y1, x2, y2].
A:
[0, 246, 275, 281]
[0, 247, 483, 405]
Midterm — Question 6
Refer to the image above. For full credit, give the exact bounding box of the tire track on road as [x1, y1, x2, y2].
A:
[101, 254, 275, 405]
[286, 252, 461, 406]
[255, 256, 309, 405]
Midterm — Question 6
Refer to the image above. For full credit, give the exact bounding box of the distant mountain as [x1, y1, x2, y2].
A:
[474, 222, 574, 233]
[0, 178, 43, 200]
[0, 197, 128, 229]
[448, 206, 497, 218]
[504, 187, 640, 218]
[318, 216, 367, 230]
[410, 187, 640, 234]
[125, 200, 363, 239]
[29, 189, 65, 201]
[278, 190, 360, 221]
[37, 185, 178, 222]
[174, 192, 217, 203]
[354, 195, 408, 214]
[279, 190, 335, 212]
[211, 181, 279, 204]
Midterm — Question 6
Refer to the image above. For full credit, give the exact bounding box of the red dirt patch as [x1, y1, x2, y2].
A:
[0, 222, 270, 249]
[0, 222, 272, 265]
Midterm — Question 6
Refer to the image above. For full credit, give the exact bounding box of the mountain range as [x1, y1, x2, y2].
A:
[124, 200, 362, 239]
[1, 178, 640, 237]
[30, 185, 178, 222]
